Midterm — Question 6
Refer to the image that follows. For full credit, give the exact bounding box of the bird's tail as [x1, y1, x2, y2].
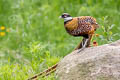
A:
[74, 34, 93, 50]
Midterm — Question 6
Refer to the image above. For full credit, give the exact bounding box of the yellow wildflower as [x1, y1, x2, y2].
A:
[0, 32, 5, 36]
[0, 26, 5, 30]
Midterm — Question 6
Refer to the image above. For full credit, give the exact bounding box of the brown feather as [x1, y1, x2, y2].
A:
[64, 16, 99, 37]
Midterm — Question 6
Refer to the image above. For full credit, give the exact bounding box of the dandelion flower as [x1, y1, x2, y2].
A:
[0, 32, 5, 36]
[0, 26, 5, 30]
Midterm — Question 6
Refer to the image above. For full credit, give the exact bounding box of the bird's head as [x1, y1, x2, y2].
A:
[59, 13, 72, 22]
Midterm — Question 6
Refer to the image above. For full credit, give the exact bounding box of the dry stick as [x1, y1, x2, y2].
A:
[44, 67, 57, 77]
[28, 64, 58, 80]
[27, 37, 92, 80]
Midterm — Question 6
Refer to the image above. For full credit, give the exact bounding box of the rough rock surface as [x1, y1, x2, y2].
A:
[56, 40, 120, 80]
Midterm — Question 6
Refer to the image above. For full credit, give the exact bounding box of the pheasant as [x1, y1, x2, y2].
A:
[60, 13, 99, 51]
[28, 13, 99, 80]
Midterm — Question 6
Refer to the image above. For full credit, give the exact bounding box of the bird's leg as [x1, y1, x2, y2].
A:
[77, 38, 89, 53]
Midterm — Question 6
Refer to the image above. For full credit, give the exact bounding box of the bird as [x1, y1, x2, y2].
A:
[28, 13, 99, 80]
[59, 13, 99, 52]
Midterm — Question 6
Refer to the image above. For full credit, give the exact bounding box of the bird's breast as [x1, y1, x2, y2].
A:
[64, 18, 78, 31]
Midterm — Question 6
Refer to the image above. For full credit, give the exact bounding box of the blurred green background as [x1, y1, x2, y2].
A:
[0, 0, 120, 79]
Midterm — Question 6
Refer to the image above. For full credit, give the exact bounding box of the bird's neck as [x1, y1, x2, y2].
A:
[64, 17, 73, 23]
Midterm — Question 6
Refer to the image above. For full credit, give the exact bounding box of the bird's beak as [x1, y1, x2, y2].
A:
[59, 16, 62, 18]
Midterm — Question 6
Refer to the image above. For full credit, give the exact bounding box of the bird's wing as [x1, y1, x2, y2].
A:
[79, 16, 99, 29]
[76, 21, 95, 35]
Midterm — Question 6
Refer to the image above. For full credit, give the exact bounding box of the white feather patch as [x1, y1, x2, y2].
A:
[64, 17, 72, 22]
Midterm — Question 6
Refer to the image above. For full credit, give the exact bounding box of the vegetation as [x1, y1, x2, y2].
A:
[0, 0, 120, 79]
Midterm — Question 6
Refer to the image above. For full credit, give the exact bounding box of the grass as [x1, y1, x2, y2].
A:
[0, 0, 120, 79]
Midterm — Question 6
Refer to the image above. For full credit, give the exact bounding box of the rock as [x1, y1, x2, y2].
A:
[56, 40, 120, 80]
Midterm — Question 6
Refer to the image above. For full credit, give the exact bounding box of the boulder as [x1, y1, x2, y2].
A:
[56, 40, 120, 80]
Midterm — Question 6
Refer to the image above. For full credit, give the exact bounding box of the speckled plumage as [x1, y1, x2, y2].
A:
[64, 16, 99, 37]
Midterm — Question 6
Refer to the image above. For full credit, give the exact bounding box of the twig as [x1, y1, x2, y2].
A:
[27, 64, 58, 80]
